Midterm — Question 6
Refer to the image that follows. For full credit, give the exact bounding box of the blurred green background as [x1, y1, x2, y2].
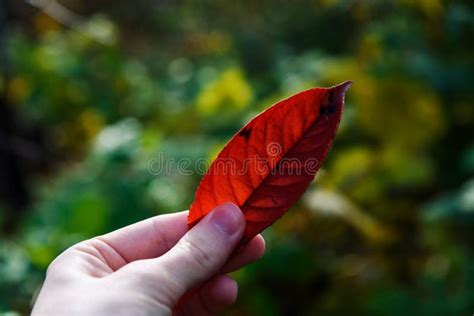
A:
[1, 0, 474, 315]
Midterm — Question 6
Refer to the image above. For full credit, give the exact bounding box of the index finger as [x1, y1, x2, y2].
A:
[96, 211, 189, 263]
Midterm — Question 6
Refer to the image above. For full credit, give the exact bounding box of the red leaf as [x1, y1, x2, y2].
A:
[188, 81, 352, 245]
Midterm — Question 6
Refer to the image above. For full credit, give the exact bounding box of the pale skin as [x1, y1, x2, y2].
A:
[32, 203, 265, 315]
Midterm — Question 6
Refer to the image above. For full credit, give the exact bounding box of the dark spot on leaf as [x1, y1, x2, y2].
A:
[319, 105, 337, 115]
[327, 89, 335, 103]
[238, 128, 252, 140]
[319, 89, 338, 116]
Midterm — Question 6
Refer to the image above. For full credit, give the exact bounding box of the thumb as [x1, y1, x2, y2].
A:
[148, 202, 245, 304]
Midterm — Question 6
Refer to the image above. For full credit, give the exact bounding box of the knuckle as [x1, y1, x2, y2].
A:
[177, 237, 214, 271]
[44, 250, 73, 283]
[45, 240, 92, 282]
[45, 258, 60, 278]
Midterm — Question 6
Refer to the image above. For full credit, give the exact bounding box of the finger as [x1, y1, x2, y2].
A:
[172, 236, 264, 311]
[142, 202, 245, 306]
[221, 234, 266, 274]
[175, 275, 238, 316]
[93, 211, 188, 265]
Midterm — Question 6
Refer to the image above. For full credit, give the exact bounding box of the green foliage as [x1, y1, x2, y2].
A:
[1, 0, 474, 314]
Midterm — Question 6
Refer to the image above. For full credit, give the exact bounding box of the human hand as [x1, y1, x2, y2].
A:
[31, 203, 265, 315]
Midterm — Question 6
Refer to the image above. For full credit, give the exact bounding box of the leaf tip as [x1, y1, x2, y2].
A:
[332, 80, 352, 95]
